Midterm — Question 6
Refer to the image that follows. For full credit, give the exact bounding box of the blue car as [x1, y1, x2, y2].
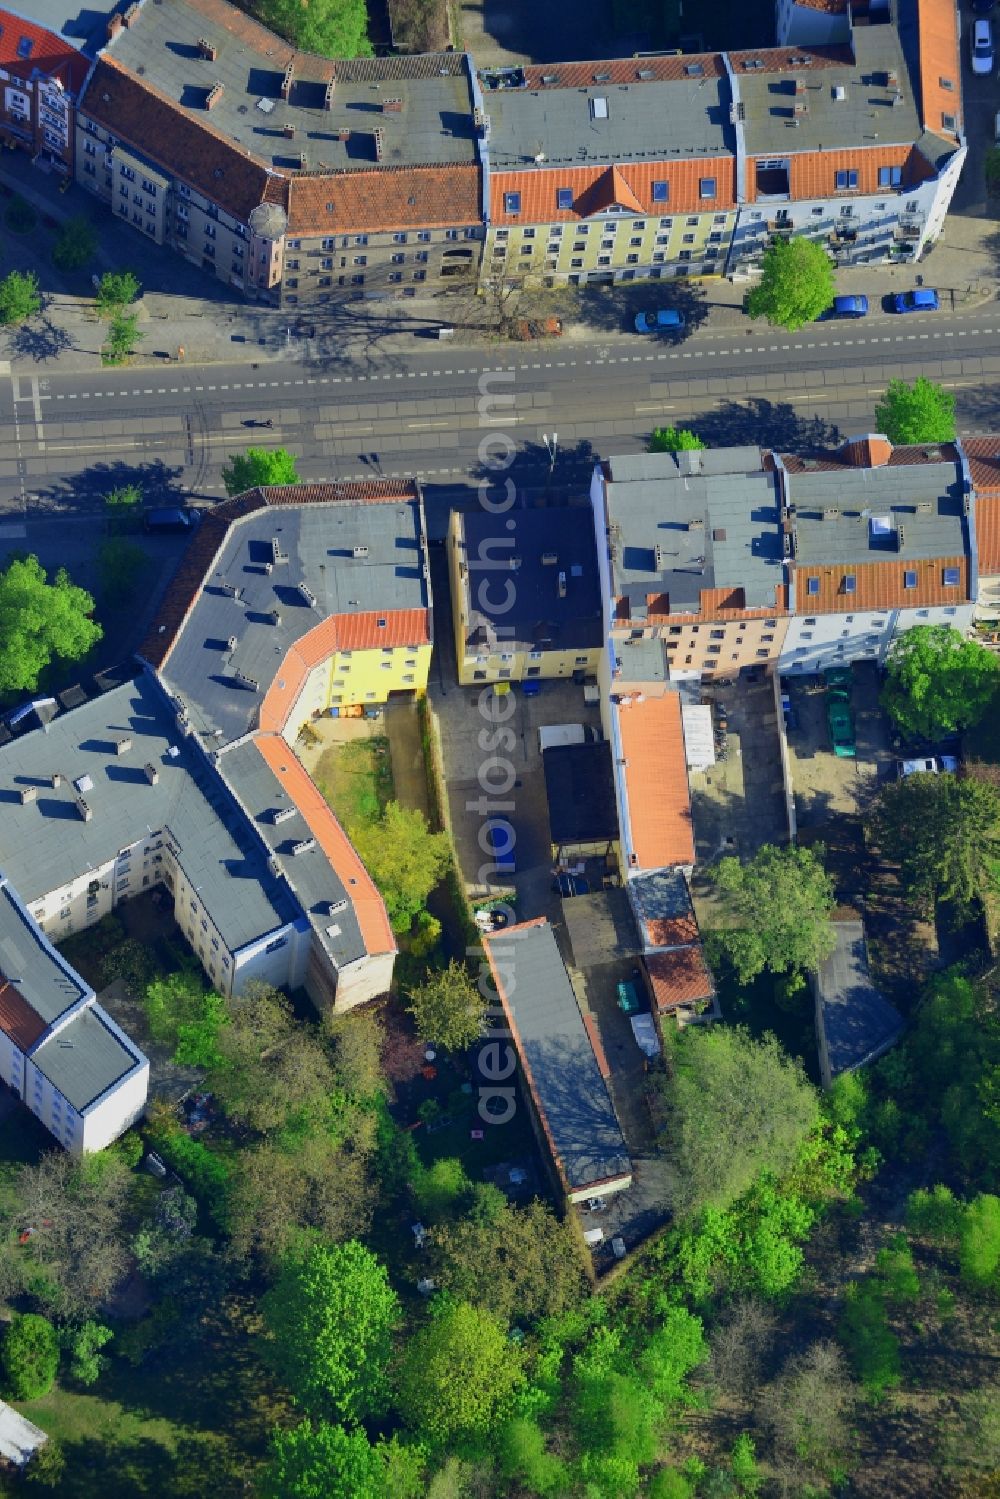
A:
[634, 309, 686, 334]
[893, 288, 939, 313]
[484, 817, 515, 876]
[823, 295, 869, 319]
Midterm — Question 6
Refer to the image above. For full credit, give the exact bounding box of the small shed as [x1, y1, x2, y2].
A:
[544, 740, 618, 858]
[814, 919, 904, 1088]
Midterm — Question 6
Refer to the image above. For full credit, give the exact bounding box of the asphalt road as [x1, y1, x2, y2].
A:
[3, 301, 1000, 537]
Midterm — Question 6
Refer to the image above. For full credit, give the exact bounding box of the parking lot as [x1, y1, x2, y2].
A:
[783, 663, 893, 829]
[688, 677, 790, 862]
[429, 674, 603, 919]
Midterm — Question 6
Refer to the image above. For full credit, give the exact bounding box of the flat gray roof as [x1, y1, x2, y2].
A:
[32, 1002, 143, 1111]
[0, 882, 89, 1027]
[789, 457, 967, 565]
[604, 448, 784, 613]
[483, 72, 732, 172]
[488, 921, 630, 1192]
[108, 0, 477, 171]
[161, 498, 427, 745]
[815, 919, 903, 1077]
[561, 888, 639, 970]
[738, 28, 922, 159]
[614, 637, 668, 683]
[221, 737, 366, 970]
[459, 506, 602, 653]
[0, 675, 295, 953]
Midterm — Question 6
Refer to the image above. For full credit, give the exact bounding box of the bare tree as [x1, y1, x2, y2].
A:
[756, 1340, 858, 1496]
[709, 1296, 777, 1403]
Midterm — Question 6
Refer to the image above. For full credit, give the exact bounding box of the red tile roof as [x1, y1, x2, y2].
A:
[81, 58, 274, 223]
[616, 692, 695, 870]
[917, 0, 962, 139]
[645, 946, 714, 1012]
[965, 439, 1000, 573]
[646, 912, 700, 948]
[516, 55, 728, 88]
[287, 165, 480, 235]
[728, 45, 852, 73]
[780, 442, 959, 474]
[254, 734, 395, 956]
[0, 979, 46, 1051]
[792, 556, 968, 613]
[490, 156, 736, 225]
[964, 436, 1000, 495]
[775, 145, 934, 204]
[976, 496, 1000, 575]
[0, 9, 88, 93]
[840, 435, 894, 468]
[614, 584, 789, 624]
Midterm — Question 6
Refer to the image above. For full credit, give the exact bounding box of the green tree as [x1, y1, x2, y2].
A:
[706, 842, 836, 983]
[405, 960, 485, 1050]
[105, 309, 142, 362]
[745, 237, 835, 331]
[212, 981, 332, 1134]
[62, 1320, 112, 1385]
[0, 555, 101, 694]
[52, 216, 97, 272]
[173, 990, 228, 1070]
[261, 1420, 386, 1499]
[432, 1195, 589, 1325]
[96, 538, 146, 602]
[882, 625, 999, 741]
[838, 1280, 900, 1397]
[395, 1302, 524, 1446]
[95, 269, 141, 315]
[730, 1433, 762, 1497]
[221, 446, 300, 496]
[411, 1156, 472, 1223]
[497, 1416, 570, 1496]
[875, 1233, 920, 1303]
[657, 1026, 819, 1216]
[649, 426, 706, 453]
[103, 483, 142, 512]
[868, 773, 1000, 912]
[907, 1183, 964, 1244]
[874, 375, 956, 444]
[0, 268, 41, 325]
[256, 0, 371, 56]
[351, 801, 450, 934]
[959, 1194, 1000, 1292]
[1, 1313, 59, 1399]
[263, 1240, 398, 1423]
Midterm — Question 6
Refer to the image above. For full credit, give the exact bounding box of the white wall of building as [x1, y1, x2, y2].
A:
[779, 601, 974, 674]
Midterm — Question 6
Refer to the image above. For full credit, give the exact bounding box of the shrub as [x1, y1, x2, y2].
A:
[1, 1313, 59, 1399]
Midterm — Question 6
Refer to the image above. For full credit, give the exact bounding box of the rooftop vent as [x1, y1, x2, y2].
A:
[227, 635, 238, 650]
[684, 62, 704, 77]
[594, 70, 611, 81]
[75, 797, 92, 822]
[19, 785, 37, 805]
[373, 127, 385, 160]
[143, 762, 159, 785]
[115, 735, 132, 756]
[218, 581, 242, 598]
[280, 62, 294, 100]
[273, 806, 296, 824]
[687, 517, 704, 530]
[73, 774, 93, 795]
[637, 68, 654, 79]
[832, 84, 846, 101]
[789, 54, 813, 65]
[541, 552, 558, 565]
[353, 544, 369, 559]
[292, 837, 316, 856]
[197, 37, 218, 61]
[233, 669, 259, 691]
[590, 96, 609, 119]
[256, 96, 275, 115]
[324, 79, 335, 111]
[205, 81, 224, 111]
[823, 506, 840, 520]
[282, 122, 295, 139]
[270, 608, 281, 626]
[51, 772, 62, 789]
[743, 57, 763, 69]
[916, 500, 933, 513]
[325, 923, 342, 939]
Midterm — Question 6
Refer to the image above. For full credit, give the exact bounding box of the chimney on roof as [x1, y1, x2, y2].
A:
[123, 1, 141, 26]
[19, 786, 37, 805]
[75, 797, 92, 822]
[280, 62, 294, 101]
[115, 735, 132, 756]
[842, 434, 893, 469]
[292, 837, 316, 856]
[335, 126, 351, 141]
[297, 152, 307, 170]
[382, 97, 403, 113]
[273, 806, 296, 824]
[107, 14, 123, 40]
[298, 582, 317, 608]
[373, 127, 385, 161]
[324, 79, 335, 111]
[51, 772, 62, 789]
[282, 122, 295, 139]
[197, 37, 218, 62]
[205, 82, 224, 111]
[270, 538, 288, 565]
[270, 608, 281, 626]
[233, 669, 259, 691]
[143, 762, 159, 785]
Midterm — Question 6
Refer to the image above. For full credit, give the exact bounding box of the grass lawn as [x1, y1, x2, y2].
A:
[313, 735, 394, 830]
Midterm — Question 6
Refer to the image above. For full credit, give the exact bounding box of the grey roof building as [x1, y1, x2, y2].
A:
[814, 919, 904, 1087]
[483, 919, 632, 1201]
[603, 447, 785, 617]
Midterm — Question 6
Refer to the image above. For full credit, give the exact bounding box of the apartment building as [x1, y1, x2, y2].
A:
[0, 880, 148, 1155]
[591, 437, 976, 684]
[74, 0, 483, 304]
[0, 9, 90, 174]
[447, 505, 602, 685]
[479, 0, 962, 288]
[0, 479, 434, 1150]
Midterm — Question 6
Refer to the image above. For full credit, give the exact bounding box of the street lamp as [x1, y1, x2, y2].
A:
[542, 432, 558, 471]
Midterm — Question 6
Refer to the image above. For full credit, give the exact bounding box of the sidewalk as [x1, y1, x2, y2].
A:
[0, 148, 997, 376]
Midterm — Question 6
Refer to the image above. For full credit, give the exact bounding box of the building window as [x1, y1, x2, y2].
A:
[393, 231, 408, 243]
[417, 230, 431, 242]
[652, 180, 668, 202]
[806, 577, 820, 596]
[504, 191, 521, 214]
[699, 177, 716, 198]
[626, 253, 639, 264]
[391, 252, 405, 264]
[943, 566, 960, 586]
[835, 169, 859, 190]
[903, 569, 917, 589]
[843, 574, 857, 594]
[571, 258, 583, 268]
[878, 164, 903, 188]
[598, 255, 611, 266]
[556, 187, 573, 209]
[351, 274, 364, 285]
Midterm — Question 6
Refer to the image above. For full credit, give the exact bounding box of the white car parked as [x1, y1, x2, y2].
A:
[972, 18, 994, 75]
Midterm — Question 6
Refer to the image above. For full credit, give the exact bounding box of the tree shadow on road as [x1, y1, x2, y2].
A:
[575, 277, 710, 339]
[33, 458, 186, 516]
[7, 312, 77, 362]
[467, 434, 598, 506]
[690, 397, 840, 453]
